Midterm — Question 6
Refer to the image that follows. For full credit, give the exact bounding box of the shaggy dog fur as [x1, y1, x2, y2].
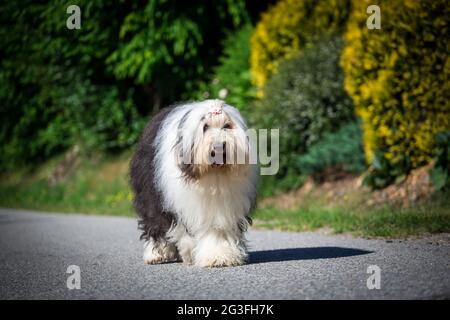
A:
[130, 99, 257, 267]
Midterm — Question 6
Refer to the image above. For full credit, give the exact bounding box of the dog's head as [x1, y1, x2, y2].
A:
[174, 100, 250, 180]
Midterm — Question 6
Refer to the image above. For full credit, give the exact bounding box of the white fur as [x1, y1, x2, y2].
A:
[143, 239, 179, 265]
[152, 100, 258, 267]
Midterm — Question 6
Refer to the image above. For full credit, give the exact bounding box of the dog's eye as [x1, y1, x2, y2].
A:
[223, 123, 232, 130]
[203, 124, 209, 132]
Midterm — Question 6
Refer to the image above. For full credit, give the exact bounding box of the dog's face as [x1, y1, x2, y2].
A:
[175, 100, 249, 180]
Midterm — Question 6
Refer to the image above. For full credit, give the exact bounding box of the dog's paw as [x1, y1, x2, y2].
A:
[143, 241, 180, 265]
[194, 245, 247, 268]
[196, 255, 245, 268]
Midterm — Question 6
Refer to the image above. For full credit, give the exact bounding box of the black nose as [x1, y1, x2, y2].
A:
[211, 142, 227, 163]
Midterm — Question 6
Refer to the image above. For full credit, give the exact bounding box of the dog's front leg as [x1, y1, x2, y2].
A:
[193, 229, 247, 267]
[143, 239, 180, 265]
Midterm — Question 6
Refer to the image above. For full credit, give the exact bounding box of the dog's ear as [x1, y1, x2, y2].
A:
[173, 134, 183, 165]
[179, 162, 201, 181]
[173, 134, 200, 181]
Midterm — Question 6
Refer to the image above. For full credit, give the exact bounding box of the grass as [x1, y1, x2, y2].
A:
[0, 153, 449, 238]
[253, 191, 450, 238]
[0, 152, 134, 217]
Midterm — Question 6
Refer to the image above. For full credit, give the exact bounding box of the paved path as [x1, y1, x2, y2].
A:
[0, 209, 449, 299]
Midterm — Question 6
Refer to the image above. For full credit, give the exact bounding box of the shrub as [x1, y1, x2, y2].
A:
[297, 122, 366, 179]
[79, 87, 146, 151]
[194, 24, 256, 115]
[253, 37, 355, 186]
[250, 0, 351, 94]
[341, 0, 450, 186]
[430, 131, 450, 191]
[107, 0, 250, 104]
[0, 0, 252, 170]
[362, 151, 411, 189]
[0, 65, 145, 170]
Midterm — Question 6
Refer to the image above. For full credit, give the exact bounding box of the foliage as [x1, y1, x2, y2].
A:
[250, 0, 351, 94]
[195, 24, 256, 116]
[0, 152, 134, 216]
[341, 0, 450, 184]
[430, 131, 450, 190]
[253, 37, 355, 187]
[0, 1, 141, 169]
[297, 122, 366, 178]
[107, 0, 249, 104]
[257, 174, 306, 199]
[363, 151, 411, 189]
[0, 0, 252, 170]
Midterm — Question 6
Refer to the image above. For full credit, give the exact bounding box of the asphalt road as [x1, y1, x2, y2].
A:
[0, 208, 449, 300]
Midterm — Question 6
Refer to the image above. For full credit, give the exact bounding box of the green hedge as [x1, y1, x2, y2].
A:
[297, 122, 366, 179]
[250, 0, 351, 94]
[195, 24, 255, 116]
[0, 0, 252, 170]
[341, 0, 450, 188]
[253, 37, 355, 187]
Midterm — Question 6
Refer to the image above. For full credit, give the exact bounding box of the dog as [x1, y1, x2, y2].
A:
[130, 99, 258, 267]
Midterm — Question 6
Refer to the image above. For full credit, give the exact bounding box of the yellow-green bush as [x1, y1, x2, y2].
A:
[250, 0, 351, 94]
[341, 0, 450, 171]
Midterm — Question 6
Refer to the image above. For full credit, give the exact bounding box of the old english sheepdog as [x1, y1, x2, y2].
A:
[130, 99, 258, 267]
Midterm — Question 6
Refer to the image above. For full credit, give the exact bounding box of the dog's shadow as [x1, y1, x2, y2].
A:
[248, 247, 372, 264]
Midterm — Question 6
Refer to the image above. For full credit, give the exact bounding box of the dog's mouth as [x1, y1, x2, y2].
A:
[212, 162, 225, 168]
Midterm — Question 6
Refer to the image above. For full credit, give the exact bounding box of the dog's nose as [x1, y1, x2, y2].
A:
[212, 142, 226, 154]
[211, 142, 227, 164]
